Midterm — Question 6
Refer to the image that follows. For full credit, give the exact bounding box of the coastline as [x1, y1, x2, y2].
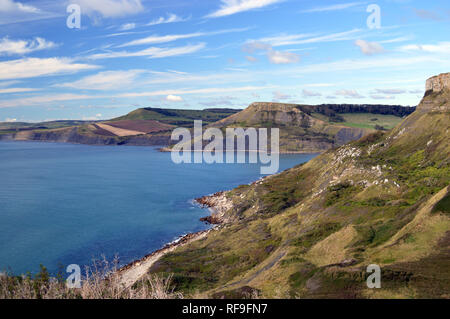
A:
[159, 147, 323, 155]
[118, 191, 234, 287]
[118, 228, 216, 288]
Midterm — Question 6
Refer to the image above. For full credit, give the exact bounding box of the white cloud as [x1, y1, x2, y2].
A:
[242, 41, 299, 64]
[272, 91, 291, 100]
[58, 70, 144, 90]
[165, 94, 183, 102]
[0, 0, 40, 13]
[73, 0, 144, 18]
[119, 28, 247, 47]
[373, 89, 406, 95]
[0, 37, 56, 55]
[147, 13, 188, 26]
[0, 58, 99, 80]
[0, 80, 21, 87]
[370, 94, 396, 100]
[267, 49, 299, 64]
[355, 39, 385, 55]
[117, 85, 274, 98]
[5, 118, 17, 122]
[302, 89, 322, 97]
[0, 87, 39, 94]
[206, 0, 282, 18]
[242, 41, 272, 53]
[301, 2, 362, 13]
[399, 42, 450, 54]
[119, 23, 136, 31]
[259, 29, 361, 47]
[0, 0, 61, 25]
[0, 93, 97, 108]
[335, 89, 365, 99]
[245, 56, 257, 62]
[88, 43, 205, 59]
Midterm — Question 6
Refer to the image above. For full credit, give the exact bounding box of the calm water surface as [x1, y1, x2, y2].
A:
[0, 141, 317, 275]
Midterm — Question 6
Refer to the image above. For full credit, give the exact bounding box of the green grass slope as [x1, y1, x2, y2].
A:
[150, 74, 450, 299]
[113, 107, 240, 127]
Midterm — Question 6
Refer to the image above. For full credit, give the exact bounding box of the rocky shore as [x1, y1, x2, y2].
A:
[196, 191, 234, 224]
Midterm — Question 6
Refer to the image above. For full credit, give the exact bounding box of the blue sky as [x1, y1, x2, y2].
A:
[0, 0, 449, 122]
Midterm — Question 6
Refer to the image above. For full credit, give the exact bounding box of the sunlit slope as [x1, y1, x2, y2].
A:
[150, 73, 450, 298]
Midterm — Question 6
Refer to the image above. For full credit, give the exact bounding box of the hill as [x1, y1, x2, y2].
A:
[147, 73, 450, 298]
[202, 102, 413, 153]
[1, 104, 413, 152]
[113, 107, 241, 127]
[0, 108, 241, 146]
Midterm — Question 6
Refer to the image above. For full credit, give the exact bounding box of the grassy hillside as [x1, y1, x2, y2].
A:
[1, 105, 411, 152]
[113, 107, 241, 127]
[149, 75, 450, 298]
[312, 112, 404, 130]
[203, 102, 376, 153]
[0, 120, 94, 135]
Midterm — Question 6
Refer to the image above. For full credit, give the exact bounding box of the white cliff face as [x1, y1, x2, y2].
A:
[425, 73, 450, 93]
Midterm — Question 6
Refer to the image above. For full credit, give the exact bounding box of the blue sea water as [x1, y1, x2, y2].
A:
[0, 141, 317, 275]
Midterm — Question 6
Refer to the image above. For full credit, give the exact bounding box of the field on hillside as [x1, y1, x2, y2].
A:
[311, 112, 404, 130]
[339, 113, 404, 129]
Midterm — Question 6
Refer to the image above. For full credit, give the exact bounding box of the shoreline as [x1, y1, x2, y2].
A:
[118, 228, 217, 288]
[118, 191, 233, 287]
[159, 146, 323, 154]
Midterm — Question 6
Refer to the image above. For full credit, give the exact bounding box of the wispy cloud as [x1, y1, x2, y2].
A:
[370, 94, 395, 100]
[87, 43, 206, 60]
[272, 91, 291, 101]
[0, 93, 97, 108]
[399, 42, 450, 54]
[206, 0, 283, 18]
[147, 13, 188, 26]
[372, 88, 405, 95]
[267, 49, 299, 64]
[118, 23, 136, 31]
[0, 37, 57, 55]
[302, 89, 322, 97]
[355, 39, 384, 55]
[335, 89, 365, 99]
[242, 41, 299, 64]
[301, 2, 363, 13]
[119, 28, 249, 47]
[0, 58, 99, 80]
[257, 29, 361, 47]
[117, 85, 275, 98]
[0, 87, 39, 94]
[58, 70, 144, 90]
[0, 0, 40, 13]
[72, 0, 144, 18]
[0, 0, 61, 25]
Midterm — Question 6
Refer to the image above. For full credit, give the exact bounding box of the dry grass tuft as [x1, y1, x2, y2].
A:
[0, 258, 182, 300]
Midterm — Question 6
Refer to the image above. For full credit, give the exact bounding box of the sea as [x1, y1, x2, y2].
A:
[0, 141, 317, 275]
